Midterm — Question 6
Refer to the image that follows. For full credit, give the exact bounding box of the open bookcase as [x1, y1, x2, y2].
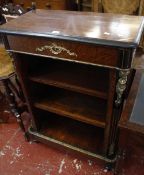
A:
[15, 54, 116, 158]
[1, 9, 143, 166]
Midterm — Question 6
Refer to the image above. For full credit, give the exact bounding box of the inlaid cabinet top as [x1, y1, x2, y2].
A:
[0, 9, 144, 48]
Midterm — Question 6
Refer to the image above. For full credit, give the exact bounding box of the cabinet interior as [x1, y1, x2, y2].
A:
[15, 53, 111, 154]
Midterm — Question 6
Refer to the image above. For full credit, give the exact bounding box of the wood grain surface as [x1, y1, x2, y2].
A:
[0, 9, 144, 47]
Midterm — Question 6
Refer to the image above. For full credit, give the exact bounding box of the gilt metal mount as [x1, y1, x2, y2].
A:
[115, 70, 130, 107]
[36, 43, 77, 57]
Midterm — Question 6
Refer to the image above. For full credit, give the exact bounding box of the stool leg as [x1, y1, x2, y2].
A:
[0, 89, 9, 123]
[2, 79, 29, 140]
[15, 75, 25, 101]
[7, 78, 27, 113]
[8, 78, 21, 98]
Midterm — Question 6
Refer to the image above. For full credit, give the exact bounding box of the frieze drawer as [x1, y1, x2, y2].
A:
[7, 35, 119, 68]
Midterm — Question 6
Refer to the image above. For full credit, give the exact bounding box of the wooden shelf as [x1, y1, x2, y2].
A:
[29, 59, 109, 99]
[33, 89, 107, 128]
[37, 113, 104, 154]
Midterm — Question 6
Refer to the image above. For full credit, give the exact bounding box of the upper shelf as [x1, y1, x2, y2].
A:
[29, 59, 109, 99]
[0, 9, 144, 48]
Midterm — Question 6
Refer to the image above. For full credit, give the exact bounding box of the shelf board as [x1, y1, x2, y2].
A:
[37, 114, 104, 154]
[29, 61, 108, 99]
[34, 90, 106, 128]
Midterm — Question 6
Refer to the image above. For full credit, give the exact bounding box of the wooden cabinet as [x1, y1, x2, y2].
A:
[0, 10, 143, 165]
[13, 0, 67, 10]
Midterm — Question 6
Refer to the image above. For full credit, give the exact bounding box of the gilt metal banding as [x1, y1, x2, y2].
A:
[36, 43, 77, 57]
[28, 127, 117, 163]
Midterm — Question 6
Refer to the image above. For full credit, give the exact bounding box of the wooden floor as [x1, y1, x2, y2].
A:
[0, 95, 144, 175]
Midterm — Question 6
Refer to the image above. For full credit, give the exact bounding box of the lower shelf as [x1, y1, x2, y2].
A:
[34, 113, 104, 154]
[28, 113, 116, 163]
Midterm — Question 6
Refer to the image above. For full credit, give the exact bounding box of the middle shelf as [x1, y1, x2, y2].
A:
[32, 85, 107, 128]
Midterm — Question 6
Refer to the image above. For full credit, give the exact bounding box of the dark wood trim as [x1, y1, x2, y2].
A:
[0, 31, 139, 49]
[103, 69, 117, 155]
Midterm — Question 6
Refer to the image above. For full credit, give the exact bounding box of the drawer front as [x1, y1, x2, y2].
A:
[7, 35, 119, 67]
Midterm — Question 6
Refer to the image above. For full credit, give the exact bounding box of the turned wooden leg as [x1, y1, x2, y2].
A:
[0, 89, 10, 123]
[15, 75, 25, 101]
[8, 77, 27, 113]
[2, 79, 29, 140]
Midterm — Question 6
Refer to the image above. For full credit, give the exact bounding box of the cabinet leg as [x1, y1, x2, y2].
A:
[105, 162, 115, 171]
[15, 75, 25, 101]
[2, 79, 29, 141]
